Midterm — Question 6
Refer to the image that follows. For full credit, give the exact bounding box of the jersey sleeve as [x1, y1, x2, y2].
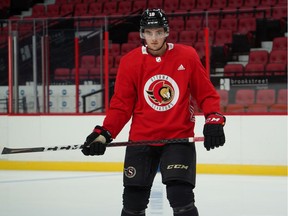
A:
[102, 55, 137, 138]
[188, 48, 221, 116]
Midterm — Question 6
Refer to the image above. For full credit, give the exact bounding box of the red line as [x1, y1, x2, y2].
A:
[204, 27, 210, 76]
[104, 31, 109, 112]
[74, 36, 80, 113]
[8, 35, 13, 114]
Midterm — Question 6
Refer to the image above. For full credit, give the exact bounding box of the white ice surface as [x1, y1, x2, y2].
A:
[0, 171, 287, 216]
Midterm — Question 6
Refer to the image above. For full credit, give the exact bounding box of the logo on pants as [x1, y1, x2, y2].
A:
[124, 166, 136, 178]
[167, 164, 189, 170]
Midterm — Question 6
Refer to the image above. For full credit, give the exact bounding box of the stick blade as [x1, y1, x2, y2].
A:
[1, 147, 45, 154]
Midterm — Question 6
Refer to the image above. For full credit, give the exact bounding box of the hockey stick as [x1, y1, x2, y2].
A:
[0, 137, 204, 155]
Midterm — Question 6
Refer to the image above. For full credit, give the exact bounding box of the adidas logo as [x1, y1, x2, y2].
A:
[177, 64, 185, 71]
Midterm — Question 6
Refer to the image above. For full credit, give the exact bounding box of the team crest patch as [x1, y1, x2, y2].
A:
[144, 74, 179, 111]
[124, 166, 137, 178]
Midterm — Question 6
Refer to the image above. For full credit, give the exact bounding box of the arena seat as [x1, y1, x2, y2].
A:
[225, 104, 245, 112]
[88, 2, 103, 15]
[237, 17, 257, 34]
[82, 0, 95, 3]
[178, 30, 197, 45]
[214, 29, 233, 46]
[203, 18, 220, 32]
[224, 64, 244, 77]
[272, 6, 287, 20]
[60, 3, 74, 16]
[272, 37, 287, 50]
[245, 63, 265, 76]
[248, 50, 269, 64]
[276, 88, 288, 104]
[185, 19, 203, 31]
[169, 19, 185, 32]
[256, 89, 276, 106]
[114, 55, 122, 68]
[163, 0, 179, 12]
[102, 1, 118, 15]
[167, 31, 179, 43]
[238, 8, 256, 19]
[127, 32, 141, 44]
[246, 104, 268, 112]
[71, 68, 89, 80]
[178, 0, 196, 11]
[260, 0, 277, 6]
[269, 88, 288, 113]
[110, 43, 121, 57]
[117, 1, 132, 15]
[217, 89, 229, 111]
[55, 0, 67, 5]
[132, 0, 147, 12]
[54, 68, 71, 81]
[226, 89, 255, 112]
[269, 50, 287, 64]
[254, 5, 273, 18]
[220, 18, 238, 32]
[74, 3, 88, 17]
[46, 4, 60, 17]
[193, 41, 206, 60]
[277, 0, 287, 5]
[71, 0, 82, 4]
[110, 68, 118, 79]
[197, 29, 215, 43]
[96, 55, 114, 68]
[211, 0, 227, 9]
[147, 0, 163, 9]
[81, 55, 96, 69]
[196, 0, 211, 9]
[89, 67, 101, 79]
[31, 5, 46, 18]
[265, 63, 286, 76]
[235, 89, 255, 106]
[121, 43, 138, 55]
[243, 0, 261, 7]
[269, 104, 288, 112]
[227, 0, 244, 8]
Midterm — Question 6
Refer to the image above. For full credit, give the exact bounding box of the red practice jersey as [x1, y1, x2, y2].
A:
[103, 43, 220, 141]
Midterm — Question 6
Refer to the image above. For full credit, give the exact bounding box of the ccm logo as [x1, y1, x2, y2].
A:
[167, 164, 189, 170]
[206, 117, 220, 122]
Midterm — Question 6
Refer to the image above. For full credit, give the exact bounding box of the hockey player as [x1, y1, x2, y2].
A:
[82, 9, 226, 216]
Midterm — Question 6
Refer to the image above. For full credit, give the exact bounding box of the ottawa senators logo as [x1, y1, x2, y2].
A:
[144, 74, 179, 111]
[146, 81, 174, 105]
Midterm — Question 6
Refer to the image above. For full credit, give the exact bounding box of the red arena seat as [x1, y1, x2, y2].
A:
[248, 50, 269, 64]
[272, 37, 287, 50]
[224, 64, 244, 76]
[269, 50, 287, 64]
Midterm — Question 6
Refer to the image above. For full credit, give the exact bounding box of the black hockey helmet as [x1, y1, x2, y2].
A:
[140, 9, 169, 39]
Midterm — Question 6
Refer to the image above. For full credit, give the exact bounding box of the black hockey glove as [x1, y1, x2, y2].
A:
[203, 113, 226, 151]
[81, 126, 112, 156]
